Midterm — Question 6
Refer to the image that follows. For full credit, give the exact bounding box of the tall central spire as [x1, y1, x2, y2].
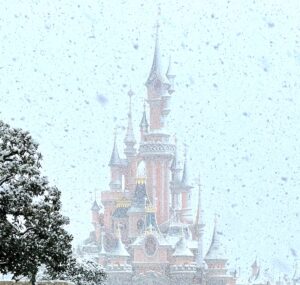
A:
[144, 23, 172, 131]
[146, 24, 167, 87]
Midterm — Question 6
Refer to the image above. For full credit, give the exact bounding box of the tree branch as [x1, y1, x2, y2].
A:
[0, 175, 12, 186]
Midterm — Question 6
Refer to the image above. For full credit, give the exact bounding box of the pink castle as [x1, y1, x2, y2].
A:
[79, 28, 237, 285]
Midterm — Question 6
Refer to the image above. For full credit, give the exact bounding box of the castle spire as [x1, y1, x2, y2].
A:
[293, 259, 300, 283]
[124, 90, 136, 157]
[204, 216, 227, 261]
[195, 175, 203, 226]
[166, 56, 176, 94]
[139, 101, 149, 134]
[109, 130, 122, 166]
[145, 23, 170, 88]
[112, 225, 130, 257]
[181, 145, 190, 187]
[100, 231, 107, 255]
[91, 200, 100, 212]
[195, 174, 205, 267]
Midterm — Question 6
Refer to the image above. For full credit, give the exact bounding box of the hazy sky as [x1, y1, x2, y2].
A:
[0, 0, 300, 279]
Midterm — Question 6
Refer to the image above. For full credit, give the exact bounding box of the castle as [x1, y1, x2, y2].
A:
[78, 28, 239, 285]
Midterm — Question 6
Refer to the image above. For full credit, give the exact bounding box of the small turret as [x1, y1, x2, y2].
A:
[109, 132, 122, 191]
[180, 147, 193, 223]
[111, 225, 130, 261]
[91, 200, 100, 212]
[124, 90, 136, 158]
[204, 217, 227, 263]
[139, 102, 149, 140]
[99, 231, 107, 265]
[91, 200, 101, 242]
[195, 175, 205, 267]
[170, 138, 182, 215]
[173, 233, 194, 258]
[91, 200, 100, 225]
[109, 133, 122, 167]
[166, 56, 176, 94]
[181, 156, 190, 188]
[293, 259, 300, 285]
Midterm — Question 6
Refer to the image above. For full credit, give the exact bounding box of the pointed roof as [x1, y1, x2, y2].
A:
[100, 232, 107, 255]
[166, 56, 175, 79]
[139, 102, 149, 130]
[170, 142, 179, 171]
[181, 159, 188, 185]
[124, 90, 136, 147]
[195, 176, 203, 226]
[109, 134, 122, 166]
[249, 258, 260, 283]
[145, 25, 170, 88]
[173, 237, 194, 257]
[204, 218, 227, 261]
[91, 200, 100, 211]
[111, 226, 130, 257]
[293, 260, 300, 282]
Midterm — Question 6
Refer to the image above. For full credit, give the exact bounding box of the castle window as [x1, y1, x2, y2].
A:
[137, 219, 145, 233]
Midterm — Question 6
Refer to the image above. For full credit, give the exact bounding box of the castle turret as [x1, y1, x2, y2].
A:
[172, 229, 194, 265]
[99, 231, 107, 265]
[180, 150, 193, 224]
[204, 218, 227, 275]
[166, 56, 176, 94]
[109, 133, 122, 191]
[110, 225, 130, 265]
[170, 140, 182, 218]
[195, 175, 205, 267]
[124, 90, 136, 158]
[293, 259, 300, 285]
[91, 200, 101, 242]
[204, 218, 236, 285]
[139, 102, 149, 141]
[204, 218, 227, 267]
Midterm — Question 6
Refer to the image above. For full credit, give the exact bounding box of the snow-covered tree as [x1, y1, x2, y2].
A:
[44, 258, 107, 285]
[0, 120, 73, 284]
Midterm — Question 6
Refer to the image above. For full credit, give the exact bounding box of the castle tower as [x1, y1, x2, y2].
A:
[109, 133, 122, 191]
[124, 90, 136, 158]
[91, 200, 101, 242]
[179, 150, 193, 224]
[139, 26, 175, 225]
[123, 90, 138, 192]
[204, 218, 236, 285]
[169, 139, 183, 222]
[292, 259, 300, 285]
[145, 25, 171, 131]
[166, 56, 176, 95]
[139, 102, 149, 142]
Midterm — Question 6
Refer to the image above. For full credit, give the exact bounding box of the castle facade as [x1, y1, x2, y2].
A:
[79, 29, 237, 285]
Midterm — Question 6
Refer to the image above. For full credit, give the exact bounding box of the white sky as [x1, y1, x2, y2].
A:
[0, 0, 300, 279]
